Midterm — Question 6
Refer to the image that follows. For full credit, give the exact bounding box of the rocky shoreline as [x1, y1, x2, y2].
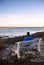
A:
[0, 31, 44, 65]
[0, 31, 44, 46]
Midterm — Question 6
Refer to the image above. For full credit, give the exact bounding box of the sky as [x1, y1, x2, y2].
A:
[0, 0, 44, 27]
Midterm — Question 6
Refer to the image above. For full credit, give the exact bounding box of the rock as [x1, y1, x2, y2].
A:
[0, 31, 44, 64]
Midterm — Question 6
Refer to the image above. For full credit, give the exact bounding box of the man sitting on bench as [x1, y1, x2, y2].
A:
[23, 32, 33, 41]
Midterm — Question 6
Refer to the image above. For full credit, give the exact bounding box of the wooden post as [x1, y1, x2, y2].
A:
[38, 38, 41, 52]
[17, 42, 20, 58]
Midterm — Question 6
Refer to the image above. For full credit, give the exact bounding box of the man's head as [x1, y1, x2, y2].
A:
[27, 32, 30, 36]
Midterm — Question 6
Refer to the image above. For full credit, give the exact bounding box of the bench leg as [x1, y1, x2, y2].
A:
[38, 38, 41, 52]
[17, 42, 20, 58]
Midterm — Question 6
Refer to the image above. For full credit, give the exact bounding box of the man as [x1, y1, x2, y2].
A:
[23, 32, 33, 41]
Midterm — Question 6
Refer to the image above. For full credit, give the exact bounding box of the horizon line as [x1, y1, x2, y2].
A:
[0, 26, 44, 28]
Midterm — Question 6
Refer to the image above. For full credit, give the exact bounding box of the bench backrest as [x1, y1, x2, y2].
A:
[15, 38, 39, 49]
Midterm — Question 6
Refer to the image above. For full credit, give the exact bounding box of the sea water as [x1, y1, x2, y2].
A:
[0, 27, 44, 37]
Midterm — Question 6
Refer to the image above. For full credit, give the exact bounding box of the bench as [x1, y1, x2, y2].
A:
[11, 38, 42, 58]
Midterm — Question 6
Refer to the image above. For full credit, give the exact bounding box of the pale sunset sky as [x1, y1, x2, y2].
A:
[0, 0, 44, 27]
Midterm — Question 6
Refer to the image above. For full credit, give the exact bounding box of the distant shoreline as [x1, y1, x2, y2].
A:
[0, 26, 44, 28]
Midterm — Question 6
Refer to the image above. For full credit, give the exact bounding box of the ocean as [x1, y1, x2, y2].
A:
[0, 27, 44, 37]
